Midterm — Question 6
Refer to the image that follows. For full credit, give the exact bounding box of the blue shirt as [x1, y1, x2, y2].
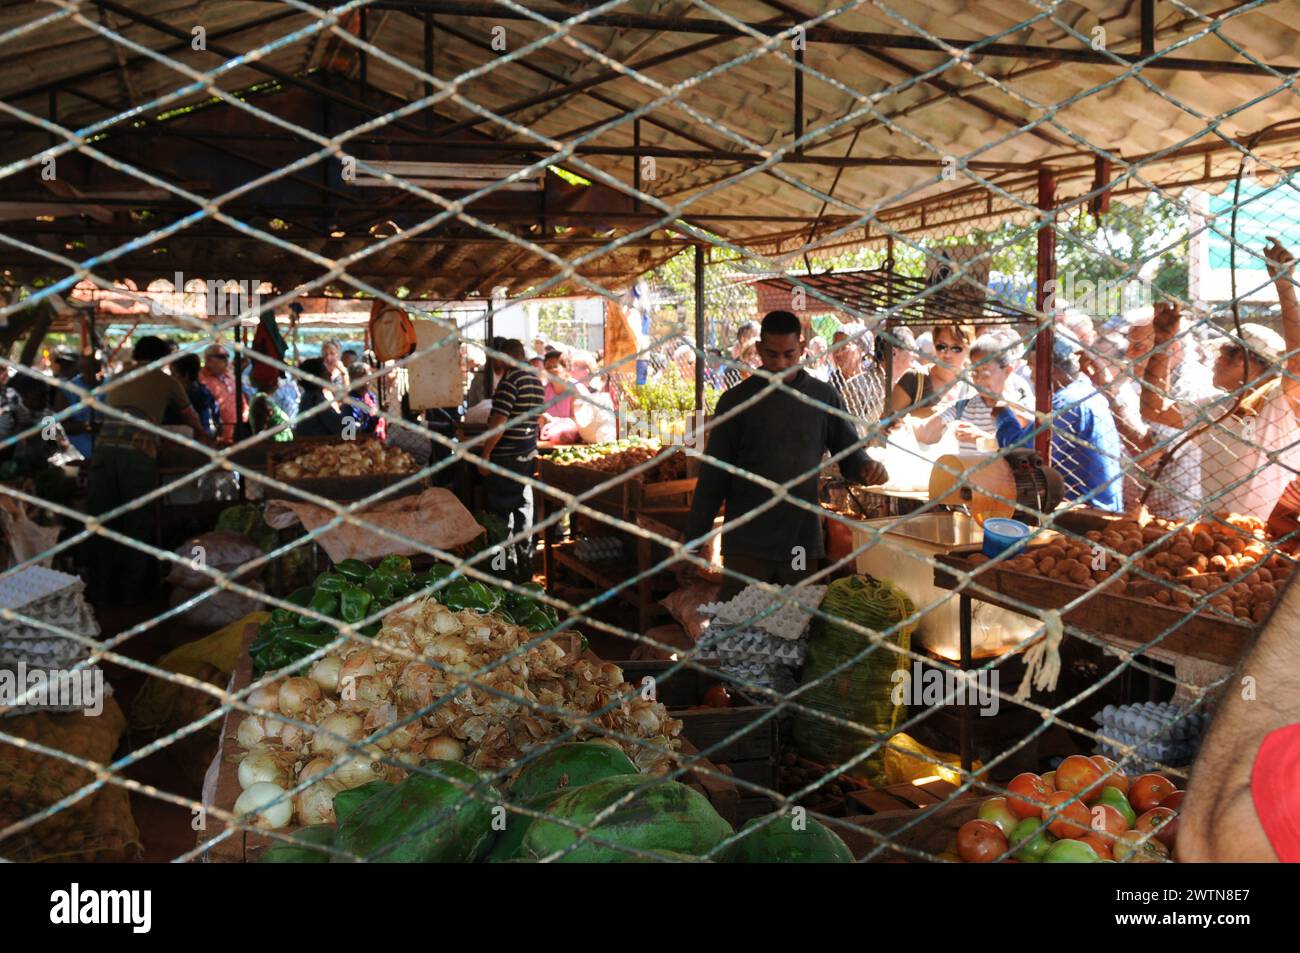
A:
[60, 375, 96, 459]
[994, 376, 1123, 512]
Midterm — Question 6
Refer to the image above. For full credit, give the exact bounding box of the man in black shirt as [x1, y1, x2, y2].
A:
[681, 310, 888, 599]
[478, 339, 546, 574]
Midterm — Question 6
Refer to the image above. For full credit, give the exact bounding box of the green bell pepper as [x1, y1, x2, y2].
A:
[279, 628, 338, 653]
[377, 555, 412, 576]
[314, 572, 349, 593]
[268, 608, 297, 629]
[339, 584, 374, 625]
[363, 572, 397, 602]
[335, 559, 373, 582]
[299, 589, 339, 631]
[439, 578, 500, 613]
[287, 586, 315, 608]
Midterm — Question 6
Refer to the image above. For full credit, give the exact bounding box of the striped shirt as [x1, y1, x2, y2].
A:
[491, 367, 546, 454]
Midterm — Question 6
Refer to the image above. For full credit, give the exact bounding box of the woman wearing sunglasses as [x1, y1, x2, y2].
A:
[890, 323, 976, 418]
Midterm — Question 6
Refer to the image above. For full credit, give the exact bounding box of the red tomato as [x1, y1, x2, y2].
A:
[977, 797, 1020, 838]
[1042, 790, 1091, 839]
[1159, 790, 1185, 812]
[956, 819, 1009, 864]
[1136, 807, 1179, 850]
[1041, 770, 1057, 791]
[1006, 773, 1051, 819]
[1090, 755, 1130, 796]
[1056, 755, 1104, 803]
[1079, 832, 1114, 860]
[702, 684, 732, 708]
[1113, 829, 1170, 863]
[1129, 774, 1177, 814]
[1090, 803, 1128, 837]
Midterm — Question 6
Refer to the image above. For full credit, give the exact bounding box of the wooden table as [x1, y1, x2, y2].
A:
[932, 542, 1256, 773]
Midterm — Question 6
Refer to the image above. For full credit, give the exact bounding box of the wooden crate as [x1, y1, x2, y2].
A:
[200, 623, 585, 861]
[937, 550, 1255, 666]
[619, 659, 779, 811]
[537, 456, 696, 523]
[265, 440, 427, 503]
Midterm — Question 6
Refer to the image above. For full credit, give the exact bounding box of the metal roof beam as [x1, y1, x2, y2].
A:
[331, 0, 1297, 78]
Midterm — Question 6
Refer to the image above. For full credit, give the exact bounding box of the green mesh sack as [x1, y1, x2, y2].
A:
[793, 575, 915, 785]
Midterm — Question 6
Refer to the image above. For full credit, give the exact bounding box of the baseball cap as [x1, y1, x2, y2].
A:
[1235, 322, 1285, 365]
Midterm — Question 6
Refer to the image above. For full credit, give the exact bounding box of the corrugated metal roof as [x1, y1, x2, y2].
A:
[1, 0, 1297, 290]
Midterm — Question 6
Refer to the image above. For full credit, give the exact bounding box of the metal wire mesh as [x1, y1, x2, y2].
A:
[0, 0, 1297, 864]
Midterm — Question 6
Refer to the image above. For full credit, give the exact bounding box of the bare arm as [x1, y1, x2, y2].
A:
[913, 412, 948, 444]
[1266, 240, 1300, 420]
[479, 411, 507, 463]
[1139, 303, 1187, 429]
[1176, 569, 1300, 862]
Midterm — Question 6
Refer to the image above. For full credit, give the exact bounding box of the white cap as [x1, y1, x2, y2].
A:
[1235, 322, 1286, 365]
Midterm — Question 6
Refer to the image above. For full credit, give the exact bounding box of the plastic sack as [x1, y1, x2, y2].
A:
[164, 530, 264, 590]
[0, 497, 60, 569]
[661, 580, 720, 644]
[574, 390, 617, 444]
[793, 575, 915, 785]
[169, 580, 265, 631]
[131, 611, 267, 736]
[883, 731, 980, 786]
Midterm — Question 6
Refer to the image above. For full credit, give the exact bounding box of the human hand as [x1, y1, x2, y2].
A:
[1152, 301, 1181, 341]
[954, 421, 990, 442]
[1265, 237, 1295, 283]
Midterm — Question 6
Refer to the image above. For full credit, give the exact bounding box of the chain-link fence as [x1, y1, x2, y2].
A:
[1, 0, 1298, 866]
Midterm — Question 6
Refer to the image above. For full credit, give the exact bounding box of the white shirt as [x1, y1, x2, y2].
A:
[940, 374, 1036, 442]
[1197, 382, 1300, 518]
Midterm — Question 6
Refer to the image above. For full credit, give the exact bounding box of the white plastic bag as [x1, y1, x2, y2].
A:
[574, 390, 617, 444]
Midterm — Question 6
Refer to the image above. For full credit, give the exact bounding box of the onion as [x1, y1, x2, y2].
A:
[278, 677, 321, 716]
[428, 634, 470, 664]
[299, 756, 334, 781]
[433, 610, 462, 635]
[396, 663, 436, 709]
[425, 735, 464, 762]
[297, 775, 342, 825]
[345, 674, 389, 711]
[333, 746, 384, 788]
[375, 722, 419, 752]
[248, 683, 280, 714]
[312, 712, 363, 756]
[233, 782, 293, 830]
[279, 721, 307, 752]
[236, 715, 274, 749]
[338, 650, 376, 686]
[238, 747, 290, 791]
[311, 656, 342, 693]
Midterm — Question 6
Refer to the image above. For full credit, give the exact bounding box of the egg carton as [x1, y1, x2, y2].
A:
[0, 636, 93, 669]
[0, 568, 100, 645]
[703, 627, 808, 666]
[0, 661, 113, 717]
[1092, 702, 1207, 772]
[575, 536, 624, 563]
[720, 659, 800, 695]
[699, 583, 827, 641]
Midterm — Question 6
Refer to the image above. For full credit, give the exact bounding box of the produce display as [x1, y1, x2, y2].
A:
[234, 602, 684, 834]
[949, 758, 1182, 863]
[973, 512, 1293, 623]
[545, 437, 687, 480]
[250, 558, 560, 675]
[250, 729, 860, 862]
[274, 440, 417, 480]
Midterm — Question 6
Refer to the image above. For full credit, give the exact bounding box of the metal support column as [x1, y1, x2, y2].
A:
[1033, 167, 1056, 464]
[694, 243, 706, 413]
